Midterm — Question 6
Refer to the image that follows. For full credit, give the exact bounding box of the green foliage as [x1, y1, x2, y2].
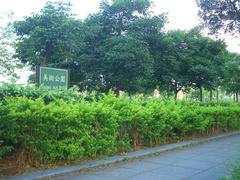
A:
[13, 0, 166, 94]
[222, 157, 240, 180]
[223, 53, 240, 102]
[77, 0, 165, 94]
[13, 1, 79, 67]
[196, 0, 240, 35]
[231, 165, 240, 180]
[0, 96, 119, 161]
[12, 0, 237, 99]
[0, 83, 84, 102]
[0, 94, 239, 163]
[154, 28, 227, 101]
[102, 35, 154, 93]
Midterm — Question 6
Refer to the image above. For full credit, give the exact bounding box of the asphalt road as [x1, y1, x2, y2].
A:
[56, 135, 240, 180]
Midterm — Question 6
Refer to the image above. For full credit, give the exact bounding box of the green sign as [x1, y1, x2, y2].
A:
[37, 67, 69, 90]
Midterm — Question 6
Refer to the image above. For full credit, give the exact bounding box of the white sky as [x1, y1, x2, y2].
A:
[0, 0, 239, 84]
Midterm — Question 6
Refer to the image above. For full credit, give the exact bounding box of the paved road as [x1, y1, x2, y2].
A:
[57, 135, 240, 180]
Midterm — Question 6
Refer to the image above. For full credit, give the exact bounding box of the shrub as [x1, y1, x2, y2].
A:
[0, 93, 240, 164]
[0, 83, 89, 103]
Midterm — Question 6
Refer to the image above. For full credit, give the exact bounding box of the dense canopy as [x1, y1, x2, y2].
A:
[0, 0, 235, 101]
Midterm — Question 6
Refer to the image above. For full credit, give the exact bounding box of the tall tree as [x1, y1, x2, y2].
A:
[13, 0, 166, 94]
[14, 1, 81, 67]
[102, 35, 153, 95]
[154, 30, 192, 99]
[77, 0, 165, 94]
[186, 29, 226, 101]
[98, 0, 151, 36]
[153, 29, 227, 101]
[223, 53, 240, 102]
[196, 0, 240, 34]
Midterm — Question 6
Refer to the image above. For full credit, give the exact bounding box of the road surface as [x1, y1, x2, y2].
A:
[56, 134, 240, 180]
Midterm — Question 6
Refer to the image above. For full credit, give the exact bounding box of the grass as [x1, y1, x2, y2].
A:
[221, 153, 240, 180]
[230, 165, 240, 180]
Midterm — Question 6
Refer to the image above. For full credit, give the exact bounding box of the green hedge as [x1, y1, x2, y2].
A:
[0, 83, 95, 103]
[0, 94, 240, 163]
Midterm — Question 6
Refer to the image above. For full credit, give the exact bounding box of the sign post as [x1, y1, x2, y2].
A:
[36, 66, 69, 90]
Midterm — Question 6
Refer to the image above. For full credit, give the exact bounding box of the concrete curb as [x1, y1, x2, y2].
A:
[5, 130, 240, 180]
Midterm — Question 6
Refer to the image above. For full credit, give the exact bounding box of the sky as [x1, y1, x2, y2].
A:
[0, 0, 200, 29]
[0, 0, 239, 84]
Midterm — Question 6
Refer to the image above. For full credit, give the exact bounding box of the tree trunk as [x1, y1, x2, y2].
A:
[216, 88, 219, 101]
[199, 86, 203, 102]
[209, 90, 213, 101]
[236, 92, 239, 102]
[41, 57, 47, 66]
[115, 83, 121, 97]
[174, 90, 178, 100]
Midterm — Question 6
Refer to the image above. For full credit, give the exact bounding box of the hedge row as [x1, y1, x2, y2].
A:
[0, 83, 92, 102]
[0, 94, 240, 163]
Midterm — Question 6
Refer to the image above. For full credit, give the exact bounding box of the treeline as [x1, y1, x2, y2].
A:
[13, 0, 240, 101]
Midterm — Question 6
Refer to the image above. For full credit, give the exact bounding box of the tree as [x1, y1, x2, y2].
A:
[186, 29, 227, 101]
[102, 35, 153, 95]
[14, 1, 81, 68]
[223, 53, 240, 102]
[13, 0, 166, 94]
[196, 0, 240, 34]
[153, 30, 192, 99]
[76, 0, 166, 94]
[98, 0, 152, 36]
[13, 1, 88, 87]
[153, 28, 227, 101]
